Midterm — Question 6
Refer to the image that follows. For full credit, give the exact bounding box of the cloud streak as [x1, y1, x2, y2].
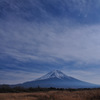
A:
[1, 0, 100, 84]
[1, 20, 100, 64]
[0, 69, 44, 84]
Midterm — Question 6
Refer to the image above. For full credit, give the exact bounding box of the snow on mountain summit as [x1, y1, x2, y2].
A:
[36, 70, 70, 80]
[16, 70, 99, 88]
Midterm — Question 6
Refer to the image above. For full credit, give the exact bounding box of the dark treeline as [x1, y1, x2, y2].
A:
[0, 84, 100, 93]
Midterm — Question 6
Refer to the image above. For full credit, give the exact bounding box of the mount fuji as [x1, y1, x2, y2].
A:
[16, 70, 99, 88]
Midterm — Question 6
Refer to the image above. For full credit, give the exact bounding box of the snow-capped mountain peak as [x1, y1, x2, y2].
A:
[16, 70, 99, 88]
[36, 70, 69, 80]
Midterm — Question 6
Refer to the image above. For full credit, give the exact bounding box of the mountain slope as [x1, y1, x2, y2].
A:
[16, 70, 99, 88]
[36, 70, 70, 80]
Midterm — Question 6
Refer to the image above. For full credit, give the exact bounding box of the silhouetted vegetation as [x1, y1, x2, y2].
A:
[0, 84, 100, 93]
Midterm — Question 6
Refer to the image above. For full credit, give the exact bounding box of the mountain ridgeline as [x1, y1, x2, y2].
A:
[14, 70, 99, 88]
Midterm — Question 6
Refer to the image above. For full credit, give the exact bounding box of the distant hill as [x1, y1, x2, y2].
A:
[14, 70, 100, 88]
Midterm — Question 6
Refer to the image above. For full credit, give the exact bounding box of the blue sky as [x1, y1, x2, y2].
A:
[1, 0, 100, 84]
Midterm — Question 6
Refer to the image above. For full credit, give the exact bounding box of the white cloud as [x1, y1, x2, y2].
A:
[1, 0, 100, 84]
[0, 70, 45, 84]
[1, 19, 100, 64]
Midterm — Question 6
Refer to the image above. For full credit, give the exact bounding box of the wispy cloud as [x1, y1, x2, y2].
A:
[1, 20, 100, 64]
[1, 0, 100, 84]
[0, 69, 45, 84]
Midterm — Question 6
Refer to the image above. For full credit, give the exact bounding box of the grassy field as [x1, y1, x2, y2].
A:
[0, 89, 100, 100]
